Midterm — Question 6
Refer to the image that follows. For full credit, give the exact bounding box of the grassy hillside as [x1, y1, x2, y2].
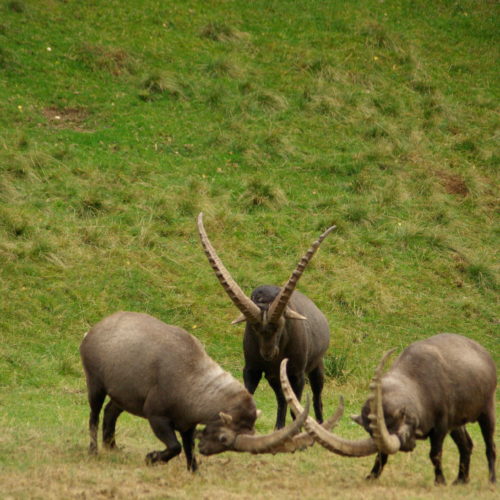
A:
[0, 0, 498, 497]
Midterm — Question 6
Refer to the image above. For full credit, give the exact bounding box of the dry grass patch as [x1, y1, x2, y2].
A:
[1, 445, 498, 500]
[255, 90, 288, 111]
[302, 85, 343, 117]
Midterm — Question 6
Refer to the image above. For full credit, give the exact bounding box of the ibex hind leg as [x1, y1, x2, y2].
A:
[146, 416, 182, 465]
[102, 400, 123, 449]
[308, 364, 325, 424]
[87, 382, 106, 455]
[181, 428, 198, 472]
[477, 398, 497, 483]
[450, 427, 473, 484]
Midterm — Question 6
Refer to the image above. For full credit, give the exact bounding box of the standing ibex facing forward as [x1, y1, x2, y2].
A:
[198, 213, 334, 429]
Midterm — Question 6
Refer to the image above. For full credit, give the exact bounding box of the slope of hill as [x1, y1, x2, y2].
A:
[0, 1, 498, 497]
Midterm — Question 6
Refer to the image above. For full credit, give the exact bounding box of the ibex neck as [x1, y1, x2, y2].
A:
[190, 360, 248, 422]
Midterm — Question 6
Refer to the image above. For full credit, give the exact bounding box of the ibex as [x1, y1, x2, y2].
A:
[281, 333, 497, 485]
[198, 213, 334, 429]
[80, 311, 309, 472]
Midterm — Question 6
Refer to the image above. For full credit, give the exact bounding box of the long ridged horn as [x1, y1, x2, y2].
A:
[368, 348, 401, 454]
[232, 396, 310, 454]
[265, 390, 344, 453]
[280, 359, 378, 457]
[267, 225, 336, 324]
[283, 394, 345, 451]
[197, 213, 261, 323]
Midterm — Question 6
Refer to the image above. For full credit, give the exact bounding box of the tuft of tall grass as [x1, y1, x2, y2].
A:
[456, 261, 498, 292]
[199, 22, 249, 42]
[206, 59, 245, 83]
[75, 44, 137, 76]
[0, 206, 32, 238]
[324, 347, 351, 382]
[7, 0, 25, 13]
[255, 90, 288, 111]
[239, 179, 288, 212]
[139, 71, 186, 101]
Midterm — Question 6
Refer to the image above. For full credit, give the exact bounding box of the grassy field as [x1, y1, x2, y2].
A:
[0, 0, 498, 498]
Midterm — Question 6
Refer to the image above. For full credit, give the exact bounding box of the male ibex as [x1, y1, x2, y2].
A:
[281, 333, 497, 485]
[198, 213, 334, 429]
[80, 312, 309, 471]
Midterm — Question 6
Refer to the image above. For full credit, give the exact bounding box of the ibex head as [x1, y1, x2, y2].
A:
[197, 213, 335, 361]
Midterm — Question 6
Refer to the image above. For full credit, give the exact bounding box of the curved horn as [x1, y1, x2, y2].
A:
[232, 396, 310, 454]
[264, 391, 344, 453]
[197, 213, 261, 323]
[368, 348, 401, 454]
[268, 225, 336, 324]
[280, 359, 378, 457]
[282, 394, 345, 451]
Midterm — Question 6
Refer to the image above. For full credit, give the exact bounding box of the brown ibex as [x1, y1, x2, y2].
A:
[80, 311, 309, 471]
[198, 213, 334, 429]
[281, 333, 497, 485]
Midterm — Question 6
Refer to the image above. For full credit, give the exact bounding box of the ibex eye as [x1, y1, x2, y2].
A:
[219, 434, 230, 445]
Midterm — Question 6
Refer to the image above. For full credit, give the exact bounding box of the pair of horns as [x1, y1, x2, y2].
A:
[229, 394, 343, 454]
[280, 353, 401, 457]
[197, 213, 335, 324]
[231, 397, 310, 454]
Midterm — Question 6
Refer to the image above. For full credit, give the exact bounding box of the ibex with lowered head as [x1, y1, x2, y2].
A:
[281, 333, 497, 485]
[80, 311, 309, 471]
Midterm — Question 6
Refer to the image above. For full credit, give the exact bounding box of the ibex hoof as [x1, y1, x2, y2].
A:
[145, 451, 161, 465]
[434, 476, 446, 486]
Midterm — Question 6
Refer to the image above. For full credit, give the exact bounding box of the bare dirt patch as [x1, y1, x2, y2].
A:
[43, 106, 91, 132]
[436, 171, 469, 197]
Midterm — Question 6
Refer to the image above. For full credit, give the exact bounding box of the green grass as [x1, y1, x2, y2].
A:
[0, 0, 498, 497]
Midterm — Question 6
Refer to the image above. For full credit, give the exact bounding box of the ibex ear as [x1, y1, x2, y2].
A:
[219, 412, 233, 426]
[285, 307, 307, 320]
[395, 407, 407, 421]
[350, 414, 363, 426]
[231, 314, 247, 325]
